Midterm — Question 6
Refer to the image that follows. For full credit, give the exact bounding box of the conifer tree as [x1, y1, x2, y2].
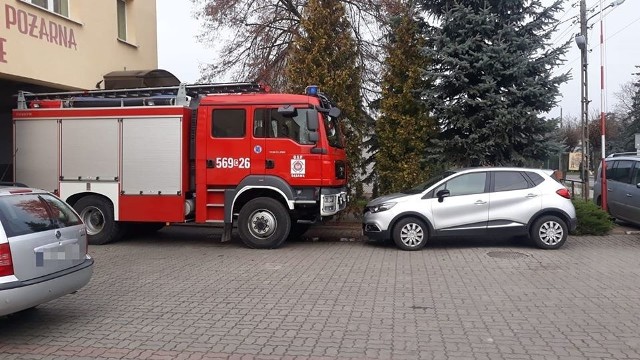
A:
[420, 0, 569, 166]
[375, 3, 437, 194]
[286, 0, 365, 203]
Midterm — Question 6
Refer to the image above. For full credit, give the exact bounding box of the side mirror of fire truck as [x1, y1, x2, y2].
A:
[306, 111, 318, 131]
[328, 107, 341, 118]
[308, 132, 319, 143]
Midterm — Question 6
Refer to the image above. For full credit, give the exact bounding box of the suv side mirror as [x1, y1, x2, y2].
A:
[306, 111, 318, 131]
[637, 183, 640, 189]
[436, 189, 450, 203]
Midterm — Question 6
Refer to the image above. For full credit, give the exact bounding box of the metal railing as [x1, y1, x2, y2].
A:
[560, 178, 589, 199]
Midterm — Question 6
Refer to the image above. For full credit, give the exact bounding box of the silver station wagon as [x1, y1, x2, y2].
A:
[363, 168, 577, 251]
[0, 186, 94, 316]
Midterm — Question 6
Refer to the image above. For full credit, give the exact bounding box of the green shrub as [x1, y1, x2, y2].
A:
[571, 199, 614, 235]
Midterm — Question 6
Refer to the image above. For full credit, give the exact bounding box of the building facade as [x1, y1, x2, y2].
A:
[0, 0, 158, 181]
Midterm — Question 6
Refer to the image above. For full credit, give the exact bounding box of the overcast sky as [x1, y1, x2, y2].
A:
[157, 0, 640, 121]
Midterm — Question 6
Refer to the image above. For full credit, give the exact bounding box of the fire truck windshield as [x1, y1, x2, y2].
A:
[323, 113, 344, 149]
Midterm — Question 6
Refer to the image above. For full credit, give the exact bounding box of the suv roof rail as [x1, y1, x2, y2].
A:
[606, 152, 640, 158]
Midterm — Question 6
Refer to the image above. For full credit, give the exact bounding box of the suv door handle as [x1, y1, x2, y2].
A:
[627, 194, 633, 197]
[526, 193, 537, 198]
[474, 200, 487, 205]
[607, 188, 613, 192]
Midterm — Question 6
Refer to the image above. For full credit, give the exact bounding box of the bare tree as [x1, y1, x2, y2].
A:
[191, 0, 385, 92]
[613, 81, 636, 115]
[558, 114, 581, 152]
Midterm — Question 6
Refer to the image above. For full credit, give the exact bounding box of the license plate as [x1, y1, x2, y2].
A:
[36, 244, 81, 267]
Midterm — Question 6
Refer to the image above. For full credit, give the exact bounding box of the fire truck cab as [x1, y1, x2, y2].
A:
[12, 82, 348, 249]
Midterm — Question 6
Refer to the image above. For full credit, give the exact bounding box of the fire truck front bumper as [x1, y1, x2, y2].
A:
[320, 187, 348, 216]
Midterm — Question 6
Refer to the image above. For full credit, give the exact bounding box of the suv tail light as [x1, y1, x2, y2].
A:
[556, 188, 571, 199]
[0, 243, 14, 277]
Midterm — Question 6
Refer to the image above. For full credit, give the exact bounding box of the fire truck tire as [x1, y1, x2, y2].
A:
[238, 197, 291, 249]
[74, 195, 125, 245]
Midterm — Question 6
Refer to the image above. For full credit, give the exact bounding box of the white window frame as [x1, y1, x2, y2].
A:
[29, 0, 69, 17]
[117, 0, 128, 41]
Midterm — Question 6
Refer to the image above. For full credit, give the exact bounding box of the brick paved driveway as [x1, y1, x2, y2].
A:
[2, 226, 640, 360]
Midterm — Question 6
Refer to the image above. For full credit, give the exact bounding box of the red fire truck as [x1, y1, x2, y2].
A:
[12, 82, 348, 248]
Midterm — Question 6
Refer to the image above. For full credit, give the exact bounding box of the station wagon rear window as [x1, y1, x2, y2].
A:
[0, 194, 81, 238]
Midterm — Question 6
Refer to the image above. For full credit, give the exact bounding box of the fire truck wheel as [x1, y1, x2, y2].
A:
[74, 195, 125, 245]
[238, 197, 291, 249]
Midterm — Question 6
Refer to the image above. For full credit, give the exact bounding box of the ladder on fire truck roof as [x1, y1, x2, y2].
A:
[16, 82, 265, 109]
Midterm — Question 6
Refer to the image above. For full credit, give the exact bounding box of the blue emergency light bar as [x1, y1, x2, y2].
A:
[305, 85, 319, 96]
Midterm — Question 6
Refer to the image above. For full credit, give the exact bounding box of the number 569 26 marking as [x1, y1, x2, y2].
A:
[215, 157, 250, 169]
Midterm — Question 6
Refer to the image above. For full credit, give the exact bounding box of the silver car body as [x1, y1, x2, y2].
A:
[593, 154, 640, 226]
[0, 187, 93, 316]
[363, 167, 577, 247]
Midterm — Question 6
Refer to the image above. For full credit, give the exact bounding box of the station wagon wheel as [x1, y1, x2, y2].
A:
[393, 217, 428, 251]
[238, 197, 291, 249]
[531, 215, 568, 250]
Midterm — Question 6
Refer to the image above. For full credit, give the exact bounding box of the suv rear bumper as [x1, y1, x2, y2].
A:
[0, 256, 93, 316]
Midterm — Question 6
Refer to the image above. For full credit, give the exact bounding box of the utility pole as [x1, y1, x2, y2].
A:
[577, 0, 590, 200]
[559, 108, 564, 178]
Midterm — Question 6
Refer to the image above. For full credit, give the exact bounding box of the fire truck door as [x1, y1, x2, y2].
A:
[250, 107, 267, 175]
[261, 107, 322, 186]
[205, 108, 253, 186]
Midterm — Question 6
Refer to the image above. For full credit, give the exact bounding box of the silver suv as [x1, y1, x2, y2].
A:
[593, 154, 640, 226]
[0, 186, 94, 316]
[363, 168, 577, 251]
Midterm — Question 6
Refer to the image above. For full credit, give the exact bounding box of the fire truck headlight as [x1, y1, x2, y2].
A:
[322, 194, 337, 213]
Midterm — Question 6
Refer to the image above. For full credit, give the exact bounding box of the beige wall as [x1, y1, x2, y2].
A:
[0, 0, 157, 90]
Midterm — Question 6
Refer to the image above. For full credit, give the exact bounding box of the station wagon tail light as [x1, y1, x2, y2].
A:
[0, 243, 14, 277]
[556, 188, 571, 199]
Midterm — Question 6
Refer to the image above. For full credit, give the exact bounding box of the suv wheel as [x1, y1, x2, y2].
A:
[393, 217, 428, 251]
[531, 215, 568, 250]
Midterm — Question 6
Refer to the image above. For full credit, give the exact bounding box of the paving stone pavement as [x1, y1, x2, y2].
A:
[2, 224, 640, 360]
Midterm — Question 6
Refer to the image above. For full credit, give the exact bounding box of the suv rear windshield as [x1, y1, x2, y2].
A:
[0, 194, 82, 238]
